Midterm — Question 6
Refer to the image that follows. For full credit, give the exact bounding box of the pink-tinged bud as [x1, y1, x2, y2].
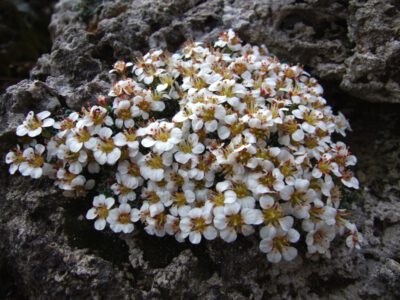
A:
[97, 95, 108, 107]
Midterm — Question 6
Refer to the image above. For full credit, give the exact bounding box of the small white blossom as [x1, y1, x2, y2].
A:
[86, 194, 115, 230]
[16, 111, 54, 137]
[107, 203, 135, 233]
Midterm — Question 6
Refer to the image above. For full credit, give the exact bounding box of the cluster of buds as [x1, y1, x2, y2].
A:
[6, 30, 362, 263]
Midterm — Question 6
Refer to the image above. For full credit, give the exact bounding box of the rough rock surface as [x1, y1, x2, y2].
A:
[1, 0, 400, 299]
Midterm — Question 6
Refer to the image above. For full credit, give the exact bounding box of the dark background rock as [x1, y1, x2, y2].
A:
[0, 0, 54, 93]
[1, 0, 400, 299]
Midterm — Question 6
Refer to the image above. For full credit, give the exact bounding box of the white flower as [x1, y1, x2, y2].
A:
[346, 229, 363, 250]
[107, 203, 135, 233]
[189, 102, 226, 133]
[259, 195, 294, 239]
[280, 179, 317, 219]
[133, 51, 164, 84]
[76, 106, 113, 130]
[208, 79, 247, 110]
[292, 105, 324, 134]
[305, 223, 336, 255]
[312, 154, 341, 179]
[144, 212, 168, 237]
[170, 190, 195, 217]
[213, 202, 262, 242]
[113, 100, 136, 128]
[109, 60, 133, 74]
[86, 194, 115, 230]
[174, 133, 204, 164]
[215, 179, 255, 207]
[214, 29, 242, 51]
[259, 228, 300, 263]
[132, 92, 165, 120]
[66, 127, 97, 153]
[302, 205, 337, 232]
[139, 153, 172, 182]
[16, 111, 54, 137]
[334, 112, 350, 136]
[247, 165, 285, 194]
[93, 127, 121, 165]
[111, 174, 137, 203]
[180, 207, 217, 244]
[117, 159, 143, 188]
[139, 121, 182, 154]
[131, 202, 150, 224]
[53, 112, 79, 137]
[141, 182, 171, 217]
[5, 146, 24, 175]
[165, 214, 186, 242]
[109, 78, 138, 97]
[56, 144, 87, 174]
[19, 144, 50, 178]
[62, 175, 95, 197]
[340, 170, 359, 189]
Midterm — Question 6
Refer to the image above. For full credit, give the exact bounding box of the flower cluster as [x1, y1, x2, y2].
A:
[6, 30, 362, 263]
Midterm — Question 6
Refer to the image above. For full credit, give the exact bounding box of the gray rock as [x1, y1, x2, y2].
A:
[1, 0, 400, 299]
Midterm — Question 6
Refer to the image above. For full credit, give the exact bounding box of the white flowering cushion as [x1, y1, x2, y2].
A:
[6, 30, 362, 263]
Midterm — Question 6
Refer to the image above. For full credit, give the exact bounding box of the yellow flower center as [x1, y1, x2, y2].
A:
[77, 129, 91, 143]
[290, 191, 307, 207]
[101, 139, 115, 153]
[155, 213, 167, 228]
[309, 206, 325, 222]
[173, 192, 186, 206]
[119, 185, 132, 195]
[193, 77, 207, 90]
[272, 236, 290, 252]
[263, 204, 284, 226]
[147, 155, 163, 169]
[303, 111, 317, 125]
[92, 110, 106, 125]
[97, 205, 109, 219]
[304, 136, 318, 149]
[118, 108, 132, 120]
[118, 212, 131, 224]
[128, 163, 141, 177]
[65, 151, 80, 161]
[227, 214, 243, 229]
[152, 91, 163, 101]
[193, 218, 207, 232]
[137, 100, 152, 112]
[179, 141, 193, 153]
[236, 150, 252, 164]
[231, 122, 245, 136]
[233, 62, 247, 75]
[280, 161, 296, 177]
[147, 191, 160, 203]
[27, 118, 42, 131]
[259, 173, 276, 188]
[221, 85, 235, 98]
[211, 193, 225, 206]
[154, 130, 171, 142]
[60, 119, 75, 131]
[30, 155, 44, 168]
[279, 120, 298, 135]
[202, 108, 215, 122]
[318, 161, 330, 174]
[234, 183, 250, 198]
